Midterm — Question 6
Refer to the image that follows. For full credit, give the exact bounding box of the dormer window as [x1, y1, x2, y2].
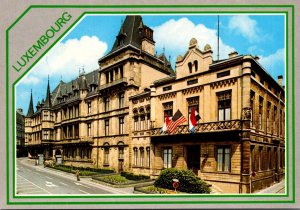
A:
[188, 62, 192, 73]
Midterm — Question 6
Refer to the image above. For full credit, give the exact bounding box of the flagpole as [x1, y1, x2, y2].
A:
[217, 15, 220, 61]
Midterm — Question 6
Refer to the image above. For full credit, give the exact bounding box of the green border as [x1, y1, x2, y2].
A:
[6, 5, 295, 205]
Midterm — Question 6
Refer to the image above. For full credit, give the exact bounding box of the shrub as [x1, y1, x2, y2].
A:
[120, 171, 150, 181]
[154, 168, 211, 194]
[100, 175, 129, 184]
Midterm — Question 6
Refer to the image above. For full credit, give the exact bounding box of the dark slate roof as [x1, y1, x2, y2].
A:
[110, 15, 144, 54]
[51, 70, 99, 106]
[26, 90, 34, 117]
[44, 79, 52, 108]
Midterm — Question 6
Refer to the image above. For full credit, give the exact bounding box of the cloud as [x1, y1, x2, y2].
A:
[21, 74, 41, 85]
[152, 18, 235, 63]
[259, 48, 285, 78]
[228, 15, 260, 42]
[20, 36, 108, 85]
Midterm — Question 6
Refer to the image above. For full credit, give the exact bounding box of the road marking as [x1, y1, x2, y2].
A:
[59, 182, 68, 186]
[33, 172, 40, 175]
[78, 189, 89, 194]
[75, 182, 82, 186]
[46, 176, 53, 180]
[17, 174, 51, 194]
[81, 185, 91, 189]
[45, 181, 56, 187]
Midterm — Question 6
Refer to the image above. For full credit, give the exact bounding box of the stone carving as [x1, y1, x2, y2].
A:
[243, 107, 252, 120]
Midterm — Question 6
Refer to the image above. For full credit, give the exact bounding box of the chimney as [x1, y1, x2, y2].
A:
[228, 51, 238, 59]
[17, 108, 23, 113]
[278, 75, 283, 86]
[254, 55, 260, 61]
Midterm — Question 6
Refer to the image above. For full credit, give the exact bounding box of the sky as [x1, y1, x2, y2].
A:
[16, 14, 285, 114]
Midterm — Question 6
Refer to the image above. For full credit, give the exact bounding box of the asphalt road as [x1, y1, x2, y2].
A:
[16, 158, 131, 195]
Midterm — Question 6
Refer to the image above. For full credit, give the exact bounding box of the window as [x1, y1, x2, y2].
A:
[147, 114, 151, 130]
[187, 79, 198, 85]
[217, 91, 231, 121]
[118, 147, 124, 159]
[119, 93, 125, 108]
[267, 102, 271, 132]
[259, 96, 263, 130]
[43, 130, 49, 140]
[140, 115, 145, 131]
[217, 70, 230, 78]
[120, 66, 124, 78]
[163, 102, 173, 120]
[43, 111, 49, 120]
[194, 60, 198, 72]
[258, 146, 263, 171]
[163, 148, 172, 169]
[119, 117, 124, 134]
[260, 77, 264, 85]
[110, 71, 114, 82]
[146, 147, 150, 167]
[267, 147, 271, 169]
[140, 148, 144, 167]
[188, 62, 192, 73]
[217, 146, 231, 172]
[75, 105, 79, 117]
[133, 147, 138, 166]
[274, 106, 277, 134]
[105, 72, 109, 83]
[163, 85, 172, 91]
[87, 123, 91, 136]
[250, 90, 255, 127]
[69, 108, 73, 119]
[187, 96, 199, 126]
[251, 70, 256, 78]
[104, 97, 109, 112]
[134, 116, 139, 131]
[104, 148, 109, 165]
[88, 102, 91, 114]
[105, 119, 109, 136]
[250, 145, 255, 171]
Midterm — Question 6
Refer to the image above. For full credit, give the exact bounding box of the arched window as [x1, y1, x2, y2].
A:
[194, 60, 198, 72]
[188, 62, 192, 73]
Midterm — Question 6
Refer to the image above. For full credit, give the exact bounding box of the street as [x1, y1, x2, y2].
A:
[16, 158, 132, 195]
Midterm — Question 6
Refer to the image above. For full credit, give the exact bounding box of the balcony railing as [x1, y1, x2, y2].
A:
[99, 77, 127, 90]
[59, 137, 93, 144]
[151, 120, 242, 136]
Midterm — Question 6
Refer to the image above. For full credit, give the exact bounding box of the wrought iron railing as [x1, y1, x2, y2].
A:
[151, 120, 242, 136]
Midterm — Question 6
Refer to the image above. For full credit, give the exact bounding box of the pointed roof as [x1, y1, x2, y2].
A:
[26, 90, 34, 117]
[44, 77, 52, 108]
[110, 15, 144, 53]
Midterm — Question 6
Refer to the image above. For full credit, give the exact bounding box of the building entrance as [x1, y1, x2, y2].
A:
[186, 145, 200, 175]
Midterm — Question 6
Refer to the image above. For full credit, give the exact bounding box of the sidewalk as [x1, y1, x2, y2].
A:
[255, 179, 285, 194]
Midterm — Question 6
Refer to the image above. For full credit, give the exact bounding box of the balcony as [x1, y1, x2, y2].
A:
[99, 77, 127, 92]
[151, 120, 242, 136]
[59, 137, 94, 145]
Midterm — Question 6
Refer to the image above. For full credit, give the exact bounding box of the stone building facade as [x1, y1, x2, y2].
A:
[16, 108, 26, 157]
[23, 15, 285, 193]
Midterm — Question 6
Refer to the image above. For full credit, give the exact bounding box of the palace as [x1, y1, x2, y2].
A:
[23, 15, 285, 193]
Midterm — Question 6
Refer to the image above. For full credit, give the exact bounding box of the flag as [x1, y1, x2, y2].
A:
[167, 109, 187, 134]
[189, 107, 201, 133]
[161, 114, 171, 133]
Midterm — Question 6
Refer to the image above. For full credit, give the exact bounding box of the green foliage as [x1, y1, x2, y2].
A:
[100, 175, 129, 184]
[154, 168, 211, 194]
[52, 165, 114, 175]
[141, 185, 168, 194]
[120, 171, 150, 181]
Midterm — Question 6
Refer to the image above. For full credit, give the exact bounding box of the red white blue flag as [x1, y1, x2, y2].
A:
[189, 107, 201, 133]
[167, 109, 187, 134]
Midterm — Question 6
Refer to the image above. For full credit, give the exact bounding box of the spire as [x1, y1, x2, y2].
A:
[44, 76, 52, 108]
[26, 89, 34, 117]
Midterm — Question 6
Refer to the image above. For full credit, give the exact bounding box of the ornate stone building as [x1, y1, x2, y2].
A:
[23, 15, 285, 193]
